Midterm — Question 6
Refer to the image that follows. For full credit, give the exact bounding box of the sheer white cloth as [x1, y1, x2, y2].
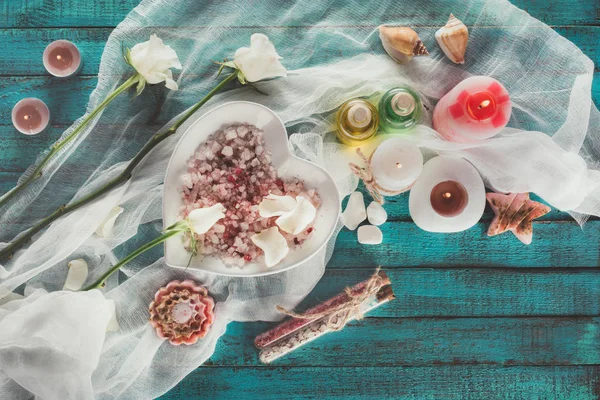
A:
[1, 0, 599, 398]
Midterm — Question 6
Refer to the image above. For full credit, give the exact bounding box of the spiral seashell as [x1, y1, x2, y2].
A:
[378, 26, 429, 64]
[149, 280, 215, 346]
[435, 14, 469, 64]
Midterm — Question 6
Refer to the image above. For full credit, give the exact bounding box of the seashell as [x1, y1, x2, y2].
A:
[486, 192, 551, 245]
[435, 14, 469, 64]
[149, 280, 215, 345]
[378, 26, 429, 64]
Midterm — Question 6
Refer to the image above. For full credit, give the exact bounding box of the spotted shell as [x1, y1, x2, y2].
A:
[149, 280, 215, 346]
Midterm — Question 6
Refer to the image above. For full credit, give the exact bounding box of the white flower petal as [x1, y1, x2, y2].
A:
[129, 34, 181, 90]
[63, 259, 89, 291]
[106, 299, 120, 332]
[233, 33, 287, 83]
[251, 227, 289, 267]
[96, 206, 124, 238]
[276, 196, 317, 235]
[188, 204, 226, 235]
[259, 193, 297, 218]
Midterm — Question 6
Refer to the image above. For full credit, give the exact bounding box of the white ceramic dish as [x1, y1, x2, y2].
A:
[163, 101, 341, 277]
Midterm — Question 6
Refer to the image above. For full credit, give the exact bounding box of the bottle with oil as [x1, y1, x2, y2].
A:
[335, 98, 379, 147]
[378, 86, 422, 133]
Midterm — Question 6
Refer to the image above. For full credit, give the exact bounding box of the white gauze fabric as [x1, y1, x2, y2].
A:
[1, 0, 599, 399]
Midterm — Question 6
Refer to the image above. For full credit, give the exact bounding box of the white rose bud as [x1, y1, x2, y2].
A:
[234, 33, 287, 83]
[129, 34, 182, 90]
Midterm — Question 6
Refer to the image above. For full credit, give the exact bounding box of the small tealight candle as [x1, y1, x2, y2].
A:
[43, 40, 82, 78]
[430, 180, 468, 217]
[433, 76, 512, 143]
[11, 98, 50, 135]
[370, 138, 423, 193]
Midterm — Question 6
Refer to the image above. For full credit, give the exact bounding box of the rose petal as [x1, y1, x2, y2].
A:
[188, 204, 226, 234]
[95, 206, 124, 238]
[106, 299, 120, 332]
[251, 227, 289, 267]
[276, 196, 317, 235]
[259, 193, 297, 218]
[63, 259, 89, 291]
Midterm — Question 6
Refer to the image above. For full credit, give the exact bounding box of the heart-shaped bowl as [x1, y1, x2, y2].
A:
[163, 101, 341, 277]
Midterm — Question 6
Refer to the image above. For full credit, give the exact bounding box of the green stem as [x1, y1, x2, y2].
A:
[0, 73, 237, 262]
[81, 222, 187, 291]
[0, 75, 140, 208]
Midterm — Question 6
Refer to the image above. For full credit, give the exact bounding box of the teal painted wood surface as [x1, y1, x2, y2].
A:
[0, 1, 599, 399]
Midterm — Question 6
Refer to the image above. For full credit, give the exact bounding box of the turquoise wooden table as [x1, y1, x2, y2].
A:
[1, 1, 600, 398]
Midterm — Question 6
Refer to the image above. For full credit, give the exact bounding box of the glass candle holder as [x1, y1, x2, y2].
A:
[378, 86, 422, 133]
[335, 98, 379, 147]
[43, 40, 82, 78]
[432, 76, 511, 143]
[12, 98, 50, 135]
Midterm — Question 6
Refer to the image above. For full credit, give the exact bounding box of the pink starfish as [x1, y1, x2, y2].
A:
[486, 192, 551, 245]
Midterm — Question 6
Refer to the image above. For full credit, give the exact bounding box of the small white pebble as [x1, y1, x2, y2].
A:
[367, 201, 388, 226]
[357, 225, 383, 245]
[221, 146, 233, 157]
[340, 191, 366, 230]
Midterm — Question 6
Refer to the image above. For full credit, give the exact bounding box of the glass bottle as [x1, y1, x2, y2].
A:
[378, 86, 422, 133]
[335, 99, 379, 147]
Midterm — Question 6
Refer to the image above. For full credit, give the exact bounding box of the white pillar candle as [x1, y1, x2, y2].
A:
[370, 138, 423, 192]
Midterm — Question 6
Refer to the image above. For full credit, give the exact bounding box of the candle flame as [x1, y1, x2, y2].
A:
[23, 115, 30, 121]
[442, 192, 452, 199]
[478, 100, 491, 109]
[57, 55, 62, 60]
[395, 162, 402, 169]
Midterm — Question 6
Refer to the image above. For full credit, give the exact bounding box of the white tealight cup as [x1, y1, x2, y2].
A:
[11, 98, 50, 135]
[370, 138, 424, 193]
[43, 40, 82, 78]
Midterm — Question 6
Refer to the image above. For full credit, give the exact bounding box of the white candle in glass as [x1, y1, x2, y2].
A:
[370, 138, 423, 193]
[43, 40, 82, 78]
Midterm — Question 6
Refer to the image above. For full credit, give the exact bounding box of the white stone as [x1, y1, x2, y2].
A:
[357, 225, 383, 245]
[340, 191, 366, 230]
[367, 201, 388, 226]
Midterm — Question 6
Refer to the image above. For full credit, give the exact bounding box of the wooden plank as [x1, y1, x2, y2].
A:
[0, 26, 599, 77]
[210, 317, 600, 366]
[292, 268, 600, 317]
[330, 220, 600, 268]
[0, 0, 599, 28]
[159, 366, 600, 399]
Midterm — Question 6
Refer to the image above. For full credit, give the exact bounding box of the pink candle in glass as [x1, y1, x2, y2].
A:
[433, 76, 512, 143]
[12, 98, 50, 135]
[43, 40, 82, 77]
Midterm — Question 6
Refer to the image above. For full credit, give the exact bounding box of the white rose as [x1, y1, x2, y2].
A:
[233, 34, 287, 83]
[129, 34, 182, 90]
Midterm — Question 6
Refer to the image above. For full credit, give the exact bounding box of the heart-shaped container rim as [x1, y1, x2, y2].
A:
[163, 101, 341, 277]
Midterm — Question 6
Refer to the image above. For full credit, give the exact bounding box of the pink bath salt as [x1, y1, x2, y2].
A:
[180, 123, 321, 267]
